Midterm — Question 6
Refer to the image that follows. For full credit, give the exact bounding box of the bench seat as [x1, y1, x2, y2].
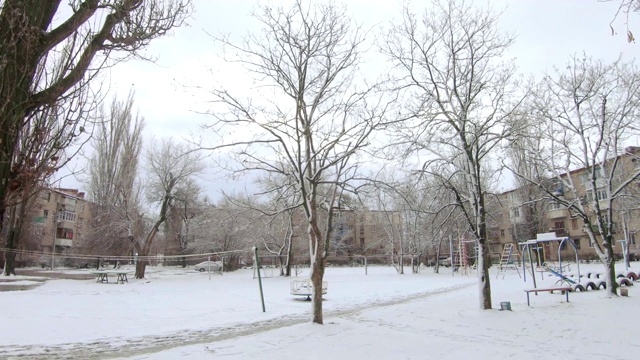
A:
[524, 286, 571, 306]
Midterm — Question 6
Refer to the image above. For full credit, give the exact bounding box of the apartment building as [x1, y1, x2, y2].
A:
[489, 148, 640, 262]
[31, 188, 93, 255]
[332, 208, 402, 256]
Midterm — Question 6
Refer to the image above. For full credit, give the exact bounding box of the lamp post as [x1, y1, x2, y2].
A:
[51, 221, 56, 270]
[51, 206, 62, 270]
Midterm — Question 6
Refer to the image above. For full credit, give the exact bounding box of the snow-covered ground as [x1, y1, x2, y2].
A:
[1, 262, 639, 359]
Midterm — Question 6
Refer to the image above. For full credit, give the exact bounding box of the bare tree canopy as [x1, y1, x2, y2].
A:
[513, 55, 640, 295]
[604, 0, 640, 42]
[134, 139, 204, 279]
[0, 0, 192, 272]
[382, 0, 522, 309]
[202, 0, 390, 324]
[85, 92, 145, 259]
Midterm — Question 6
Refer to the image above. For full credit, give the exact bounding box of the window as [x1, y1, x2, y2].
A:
[571, 218, 578, 230]
[56, 228, 74, 239]
[574, 238, 581, 249]
[57, 211, 76, 222]
[579, 173, 589, 184]
[548, 202, 562, 210]
[631, 232, 637, 245]
[513, 208, 520, 218]
[500, 229, 505, 238]
[360, 238, 365, 247]
[596, 188, 607, 201]
[589, 238, 596, 248]
[581, 169, 605, 188]
[553, 221, 565, 230]
[43, 210, 49, 218]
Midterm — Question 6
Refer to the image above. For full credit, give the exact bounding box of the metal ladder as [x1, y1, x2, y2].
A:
[496, 243, 520, 279]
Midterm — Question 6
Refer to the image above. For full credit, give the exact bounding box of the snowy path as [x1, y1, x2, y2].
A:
[143, 282, 640, 360]
[7, 264, 639, 359]
[1, 282, 473, 359]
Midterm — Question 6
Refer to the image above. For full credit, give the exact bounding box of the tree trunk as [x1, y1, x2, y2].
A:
[135, 225, 159, 279]
[285, 237, 293, 277]
[134, 255, 147, 279]
[3, 200, 29, 275]
[0, 1, 64, 244]
[3, 229, 18, 275]
[478, 239, 492, 309]
[309, 219, 325, 324]
[603, 235, 618, 296]
[310, 250, 325, 324]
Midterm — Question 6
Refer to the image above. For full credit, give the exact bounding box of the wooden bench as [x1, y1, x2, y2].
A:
[524, 286, 571, 306]
[91, 270, 131, 284]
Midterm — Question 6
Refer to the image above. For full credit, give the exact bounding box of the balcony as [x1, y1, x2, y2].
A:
[547, 208, 569, 219]
[33, 216, 46, 224]
[56, 211, 77, 228]
[59, 197, 77, 213]
[583, 223, 617, 234]
[549, 228, 568, 237]
[54, 238, 73, 247]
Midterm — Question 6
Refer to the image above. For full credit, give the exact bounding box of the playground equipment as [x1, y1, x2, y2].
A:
[496, 243, 521, 279]
[448, 235, 476, 276]
[519, 232, 581, 290]
[519, 232, 639, 293]
[545, 267, 587, 291]
[290, 279, 328, 301]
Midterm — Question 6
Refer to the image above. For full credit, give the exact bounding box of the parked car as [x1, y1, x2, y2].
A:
[438, 257, 452, 267]
[194, 261, 222, 272]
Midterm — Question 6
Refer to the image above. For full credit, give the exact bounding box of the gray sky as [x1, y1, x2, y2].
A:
[61, 0, 640, 197]
[105, 0, 639, 137]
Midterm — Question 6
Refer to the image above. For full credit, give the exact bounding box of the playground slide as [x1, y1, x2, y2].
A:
[546, 268, 576, 285]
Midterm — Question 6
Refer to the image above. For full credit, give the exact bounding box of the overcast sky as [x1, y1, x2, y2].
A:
[62, 0, 640, 197]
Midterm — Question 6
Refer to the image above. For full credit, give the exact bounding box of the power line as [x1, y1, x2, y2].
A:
[0, 247, 250, 262]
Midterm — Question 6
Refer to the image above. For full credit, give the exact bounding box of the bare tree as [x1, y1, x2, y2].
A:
[0, 0, 191, 272]
[213, 197, 259, 270]
[604, 0, 640, 42]
[133, 139, 204, 278]
[514, 56, 640, 296]
[85, 92, 145, 260]
[366, 182, 408, 274]
[255, 176, 301, 277]
[382, 0, 522, 309]
[505, 114, 549, 244]
[258, 209, 297, 276]
[202, 1, 389, 323]
[1, 46, 97, 274]
[362, 170, 464, 273]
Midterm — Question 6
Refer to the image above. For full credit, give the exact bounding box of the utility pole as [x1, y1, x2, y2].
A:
[51, 206, 56, 269]
[51, 204, 62, 270]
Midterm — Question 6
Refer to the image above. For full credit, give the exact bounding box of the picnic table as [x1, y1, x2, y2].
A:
[91, 270, 131, 284]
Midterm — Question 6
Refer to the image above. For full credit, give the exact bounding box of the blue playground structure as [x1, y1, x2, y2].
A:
[546, 267, 576, 285]
[520, 232, 581, 290]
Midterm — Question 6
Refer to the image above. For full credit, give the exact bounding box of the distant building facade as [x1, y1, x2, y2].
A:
[489, 148, 640, 262]
[31, 188, 93, 256]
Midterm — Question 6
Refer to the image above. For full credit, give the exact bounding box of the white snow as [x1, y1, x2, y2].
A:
[1, 263, 639, 359]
